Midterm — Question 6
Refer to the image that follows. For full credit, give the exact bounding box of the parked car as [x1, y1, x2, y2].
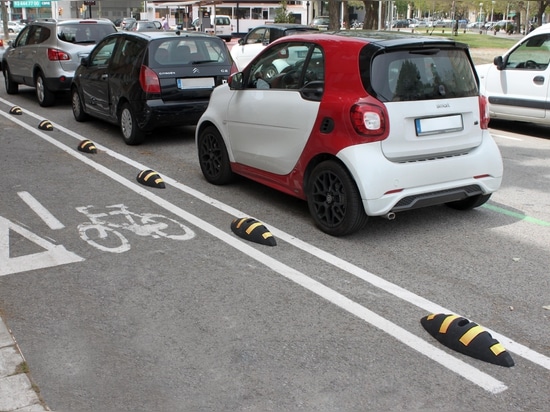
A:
[120, 17, 136, 30]
[71, 31, 236, 145]
[2, 18, 117, 106]
[190, 15, 232, 41]
[391, 19, 410, 28]
[125, 20, 162, 32]
[196, 32, 503, 236]
[6, 21, 25, 33]
[492, 20, 517, 33]
[310, 16, 329, 30]
[476, 23, 550, 125]
[230, 23, 318, 71]
[408, 19, 427, 29]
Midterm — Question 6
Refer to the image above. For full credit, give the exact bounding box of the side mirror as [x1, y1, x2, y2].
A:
[229, 72, 244, 90]
[238, 38, 244, 45]
[80, 56, 90, 67]
[493, 55, 505, 70]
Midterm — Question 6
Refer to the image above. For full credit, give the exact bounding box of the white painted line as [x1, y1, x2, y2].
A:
[17, 191, 65, 230]
[491, 133, 522, 141]
[0, 104, 509, 393]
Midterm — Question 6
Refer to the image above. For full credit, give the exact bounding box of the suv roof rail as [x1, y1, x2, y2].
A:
[35, 18, 57, 22]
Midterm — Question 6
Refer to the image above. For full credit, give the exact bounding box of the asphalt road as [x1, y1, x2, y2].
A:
[0, 78, 548, 410]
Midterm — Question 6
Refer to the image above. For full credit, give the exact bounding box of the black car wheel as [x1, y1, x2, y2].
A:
[71, 87, 89, 122]
[35, 71, 55, 107]
[3, 65, 18, 94]
[306, 160, 368, 236]
[119, 103, 145, 145]
[446, 193, 492, 210]
[197, 126, 234, 185]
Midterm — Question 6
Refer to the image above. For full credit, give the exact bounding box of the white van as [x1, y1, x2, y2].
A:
[193, 15, 232, 42]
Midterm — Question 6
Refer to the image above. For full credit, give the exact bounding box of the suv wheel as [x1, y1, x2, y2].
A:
[306, 160, 368, 236]
[35, 71, 56, 107]
[71, 87, 89, 122]
[3, 66, 19, 94]
[197, 126, 234, 185]
[119, 103, 145, 145]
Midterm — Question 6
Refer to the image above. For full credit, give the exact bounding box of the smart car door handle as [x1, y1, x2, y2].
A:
[533, 76, 544, 85]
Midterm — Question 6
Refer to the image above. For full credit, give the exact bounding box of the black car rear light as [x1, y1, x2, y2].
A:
[139, 65, 161, 93]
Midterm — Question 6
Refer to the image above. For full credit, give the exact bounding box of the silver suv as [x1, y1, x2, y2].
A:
[2, 18, 117, 106]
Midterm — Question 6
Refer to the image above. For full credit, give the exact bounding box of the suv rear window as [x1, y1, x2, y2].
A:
[57, 23, 116, 44]
[150, 38, 230, 67]
[365, 47, 478, 102]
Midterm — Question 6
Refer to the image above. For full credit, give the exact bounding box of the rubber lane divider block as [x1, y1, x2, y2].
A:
[420, 313, 514, 367]
[77, 140, 97, 154]
[9, 106, 22, 115]
[38, 120, 53, 131]
[136, 169, 166, 189]
[230, 217, 277, 246]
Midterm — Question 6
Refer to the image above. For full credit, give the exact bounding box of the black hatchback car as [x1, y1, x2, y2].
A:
[71, 31, 235, 144]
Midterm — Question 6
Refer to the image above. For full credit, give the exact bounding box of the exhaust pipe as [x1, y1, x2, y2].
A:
[383, 212, 396, 220]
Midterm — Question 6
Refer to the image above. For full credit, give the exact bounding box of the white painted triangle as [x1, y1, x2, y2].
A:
[0, 216, 84, 276]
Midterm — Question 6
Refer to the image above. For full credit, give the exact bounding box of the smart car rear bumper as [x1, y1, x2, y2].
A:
[337, 132, 503, 216]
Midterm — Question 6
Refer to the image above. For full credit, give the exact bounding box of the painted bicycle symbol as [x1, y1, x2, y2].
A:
[76, 204, 195, 253]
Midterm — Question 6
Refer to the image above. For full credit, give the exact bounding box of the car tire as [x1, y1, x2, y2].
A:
[71, 87, 89, 122]
[35, 71, 56, 107]
[446, 193, 491, 210]
[197, 125, 234, 185]
[3, 65, 19, 94]
[306, 160, 368, 236]
[119, 102, 145, 145]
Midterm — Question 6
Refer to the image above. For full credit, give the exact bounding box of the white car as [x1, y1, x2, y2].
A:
[6, 21, 25, 33]
[197, 32, 503, 236]
[477, 23, 550, 125]
[230, 23, 316, 71]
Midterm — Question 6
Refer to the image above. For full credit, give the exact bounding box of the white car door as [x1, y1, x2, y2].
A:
[480, 32, 550, 120]
[226, 42, 324, 175]
[230, 27, 269, 71]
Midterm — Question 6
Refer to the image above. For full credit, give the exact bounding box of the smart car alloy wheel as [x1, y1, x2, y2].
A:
[307, 161, 368, 236]
[197, 126, 234, 185]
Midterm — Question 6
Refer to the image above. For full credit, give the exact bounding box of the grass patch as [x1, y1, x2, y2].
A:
[15, 361, 29, 374]
[412, 30, 518, 49]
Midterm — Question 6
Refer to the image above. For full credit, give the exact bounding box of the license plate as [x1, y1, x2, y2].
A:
[415, 114, 463, 136]
[177, 78, 215, 89]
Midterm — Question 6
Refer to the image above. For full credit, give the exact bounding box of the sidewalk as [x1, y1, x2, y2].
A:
[0, 316, 49, 411]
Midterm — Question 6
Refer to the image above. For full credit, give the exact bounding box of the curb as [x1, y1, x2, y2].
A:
[0, 317, 49, 412]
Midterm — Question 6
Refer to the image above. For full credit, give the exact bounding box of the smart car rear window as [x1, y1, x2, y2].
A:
[365, 47, 478, 102]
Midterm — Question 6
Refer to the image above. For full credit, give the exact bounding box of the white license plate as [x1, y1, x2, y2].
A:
[177, 78, 215, 89]
[415, 114, 463, 136]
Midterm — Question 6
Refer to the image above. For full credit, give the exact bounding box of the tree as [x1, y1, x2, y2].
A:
[274, 0, 294, 23]
[361, 0, 380, 29]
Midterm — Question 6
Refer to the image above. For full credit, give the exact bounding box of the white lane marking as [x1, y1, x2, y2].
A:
[0, 216, 84, 276]
[491, 133, 522, 141]
[18, 191, 65, 230]
[38, 116, 550, 373]
[0, 104, 509, 394]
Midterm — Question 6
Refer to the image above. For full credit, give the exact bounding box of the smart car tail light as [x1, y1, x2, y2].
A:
[479, 95, 490, 129]
[139, 65, 161, 93]
[350, 103, 387, 141]
[47, 48, 70, 61]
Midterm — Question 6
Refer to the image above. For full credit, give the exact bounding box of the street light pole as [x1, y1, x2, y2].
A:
[491, 1, 494, 23]
[306, 1, 310, 25]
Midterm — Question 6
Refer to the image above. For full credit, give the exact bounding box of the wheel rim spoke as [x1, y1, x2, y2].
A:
[312, 171, 346, 226]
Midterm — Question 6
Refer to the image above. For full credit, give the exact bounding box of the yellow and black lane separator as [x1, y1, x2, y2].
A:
[136, 169, 166, 189]
[420, 313, 514, 367]
[9, 106, 22, 115]
[230, 217, 277, 246]
[77, 139, 97, 154]
[38, 119, 53, 131]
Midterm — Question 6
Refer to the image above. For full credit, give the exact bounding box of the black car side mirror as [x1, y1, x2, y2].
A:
[229, 72, 244, 90]
[493, 55, 505, 70]
[80, 56, 90, 67]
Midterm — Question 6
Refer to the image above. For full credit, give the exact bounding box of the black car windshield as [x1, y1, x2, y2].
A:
[150, 37, 230, 67]
[58, 23, 116, 44]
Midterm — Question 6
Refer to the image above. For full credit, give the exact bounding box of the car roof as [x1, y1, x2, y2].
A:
[106, 30, 223, 41]
[269, 31, 469, 50]
[32, 18, 115, 26]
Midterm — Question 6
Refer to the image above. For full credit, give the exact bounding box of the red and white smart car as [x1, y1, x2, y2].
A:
[196, 32, 503, 236]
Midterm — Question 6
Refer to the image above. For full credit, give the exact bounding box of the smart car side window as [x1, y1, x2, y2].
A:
[505, 34, 550, 70]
